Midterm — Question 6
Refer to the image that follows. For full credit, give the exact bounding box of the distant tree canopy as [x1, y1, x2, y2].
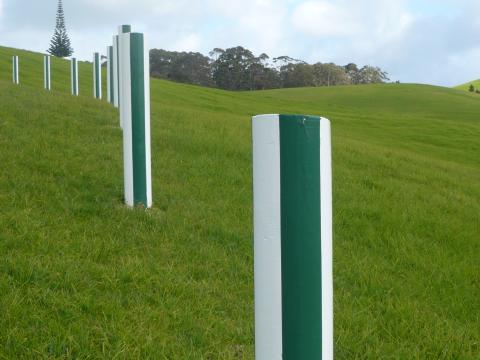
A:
[48, 0, 73, 58]
[149, 46, 389, 91]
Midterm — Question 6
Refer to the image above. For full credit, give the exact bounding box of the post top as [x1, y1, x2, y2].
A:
[119, 25, 132, 34]
[252, 114, 329, 124]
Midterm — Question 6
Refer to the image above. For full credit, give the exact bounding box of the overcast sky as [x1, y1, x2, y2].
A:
[0, 0, 478, 86]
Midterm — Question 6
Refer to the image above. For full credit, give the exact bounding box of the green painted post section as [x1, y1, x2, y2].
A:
[130, 33, 148, 206]
[121, 25, 131, 33]
[280, 115, 322, 359]
[94, 52, 101, 99]
[108, 46, 114, 104]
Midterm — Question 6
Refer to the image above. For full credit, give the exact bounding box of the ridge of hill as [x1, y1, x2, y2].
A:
[454, 79, 480, 91]
[0, 45, 479, 358]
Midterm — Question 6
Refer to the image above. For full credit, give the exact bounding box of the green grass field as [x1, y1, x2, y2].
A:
[455, 79, 480, 91]
[0, 45, 479, 359]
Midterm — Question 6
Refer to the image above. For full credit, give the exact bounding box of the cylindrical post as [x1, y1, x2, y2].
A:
[44, 55, 51, 91]
[107, 46, 114, 104]
[119, 31, 152, 208]
[117, 25, 132, 127]
[252, 114, 333, 360]
[12, 56, 19, 84]
[71, 58, 79, 96]
[93, 52, 102, 99]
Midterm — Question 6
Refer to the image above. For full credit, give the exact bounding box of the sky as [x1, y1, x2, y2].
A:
[0, 0, 479, 86]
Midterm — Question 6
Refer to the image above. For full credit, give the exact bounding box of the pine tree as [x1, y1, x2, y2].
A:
[48, 0, 73, 58]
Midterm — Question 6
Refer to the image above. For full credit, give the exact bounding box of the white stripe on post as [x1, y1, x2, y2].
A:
[12, 56, 19, 84]
[118, 25, 131, 128]
[320, 119, 334, 360]
[44, 55, 51, 91]
[119, 31, 152, 208]
[120, 36, 133, 204]
[93, 52, 102, 99]
[71, 58, 79, 96]
[252, 115, 283, 360]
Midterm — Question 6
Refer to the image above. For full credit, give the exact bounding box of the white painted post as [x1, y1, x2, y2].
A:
[117, 25, 131, 128]
[44, 55, 51, 91]
[12, 56, 19, 84]
[93, 52, 102, 99]
[119, 30, 152, 208]
[252, 114, 333, 360]
[71, 58, 79, 96]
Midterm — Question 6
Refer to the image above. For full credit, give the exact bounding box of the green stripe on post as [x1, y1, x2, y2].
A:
[93, 52, 102, 99]
[107, 46, 115, 104]
[130, 33, 148, 206]
[280, 115, 322, 359]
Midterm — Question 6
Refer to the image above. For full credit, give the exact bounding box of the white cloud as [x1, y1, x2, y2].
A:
[292, 1, 359, 37]
[171, 33, 202, 52]
[206, 0, 291, 56]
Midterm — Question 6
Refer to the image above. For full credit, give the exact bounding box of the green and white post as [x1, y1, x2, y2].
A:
[116, 25, 132, 127]
[119, 31, 152, 208]
[71, 58, 79, 96]
[252, 114, 333, 360]
[93, 52, 102, 99]
[107, 46, 114, 104]
[44, 55, 51, 91]
[12, 56, 19, 84]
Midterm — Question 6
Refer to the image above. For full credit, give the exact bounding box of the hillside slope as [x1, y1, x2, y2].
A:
[0, 46, 479, 359]
[455, 79, 480, 91]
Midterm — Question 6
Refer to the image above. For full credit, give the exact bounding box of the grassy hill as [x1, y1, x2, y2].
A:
[0, 45, 479, 359]
[455, 79, 480, 91]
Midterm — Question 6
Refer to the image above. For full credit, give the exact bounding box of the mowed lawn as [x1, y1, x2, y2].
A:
[0, 46, 479, 359]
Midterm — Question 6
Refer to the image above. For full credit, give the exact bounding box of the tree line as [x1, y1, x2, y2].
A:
[150, 46, 389, 91]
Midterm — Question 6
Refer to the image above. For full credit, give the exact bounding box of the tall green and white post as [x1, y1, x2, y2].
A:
[252, 114, 333, 360]
[71, 58, 79, 96]
[44, 55, 51, 91]
[119, 30, 152, 208]
[93, 52, 102, 99]
[116, 25, 132, 127]
[107, 46, 114, 104]
[12, 56, 19, 84]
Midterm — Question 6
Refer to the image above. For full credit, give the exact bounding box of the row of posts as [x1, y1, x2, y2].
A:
[10, 27, 334, 359]
[12, 54, 94, 98]
[11, 25, 152, 210]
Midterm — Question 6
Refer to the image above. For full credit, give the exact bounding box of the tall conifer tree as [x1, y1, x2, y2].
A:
[48, 0, 73, 58]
